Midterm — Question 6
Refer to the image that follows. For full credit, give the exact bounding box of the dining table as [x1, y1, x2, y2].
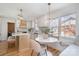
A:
[35, 37, 58, 44]
[35, 36, 58, 56]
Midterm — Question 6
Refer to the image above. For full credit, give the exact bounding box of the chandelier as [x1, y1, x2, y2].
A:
[48, 3, 51, 20]
[48, 3, 52, 31]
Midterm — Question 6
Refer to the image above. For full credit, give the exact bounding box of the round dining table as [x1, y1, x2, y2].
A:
[35, 37, 58, 56]
[35, 37, 58, 44]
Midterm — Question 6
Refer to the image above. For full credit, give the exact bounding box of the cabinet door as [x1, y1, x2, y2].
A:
[16, 35, 32, 56]
[19, 20, 27, 28]
[19, 35, 31, 50]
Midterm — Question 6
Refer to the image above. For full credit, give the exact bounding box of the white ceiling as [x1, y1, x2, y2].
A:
[0, 3, 71, 18]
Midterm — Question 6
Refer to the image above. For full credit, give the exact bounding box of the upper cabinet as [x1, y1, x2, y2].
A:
[19, 20, 27, 29]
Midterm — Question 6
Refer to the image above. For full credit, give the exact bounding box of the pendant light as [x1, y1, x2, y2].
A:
[48, 3, 51, 20]
[18, 8, 24, 20]
[48, 3, 51, 32]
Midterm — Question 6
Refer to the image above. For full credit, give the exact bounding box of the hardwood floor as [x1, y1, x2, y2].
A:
[47, 46, 60, 56]
[3, 47, 33, 56]
[2, 46, 60, 56]
[3, 47, 17, 56]
[0, 45, 60, 56]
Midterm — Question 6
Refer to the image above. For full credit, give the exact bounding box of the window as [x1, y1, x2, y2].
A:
[60, 14, 76, 38]
[50, 14, 76, 38]
[50, 18, 59, 37]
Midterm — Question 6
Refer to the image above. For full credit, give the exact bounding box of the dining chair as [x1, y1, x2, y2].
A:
[30, 39, 53, 56]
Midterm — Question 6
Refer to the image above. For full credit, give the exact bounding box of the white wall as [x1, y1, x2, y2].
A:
[0, 17, 8, 40]
[37, 15, 49, 27]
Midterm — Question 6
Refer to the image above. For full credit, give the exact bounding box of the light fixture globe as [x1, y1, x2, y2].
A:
[18, 8, 25, 20]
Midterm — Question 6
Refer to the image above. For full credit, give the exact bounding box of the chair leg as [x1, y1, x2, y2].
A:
[31, 50, 33, 56]
[45, 49, 47, 56]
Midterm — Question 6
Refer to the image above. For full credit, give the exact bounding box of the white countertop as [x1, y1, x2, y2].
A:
[12, 33, 30, 36]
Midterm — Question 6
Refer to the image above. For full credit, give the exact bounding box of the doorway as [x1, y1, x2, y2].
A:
[7, 22, 16, 52]
[8, 22, 15, 34]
